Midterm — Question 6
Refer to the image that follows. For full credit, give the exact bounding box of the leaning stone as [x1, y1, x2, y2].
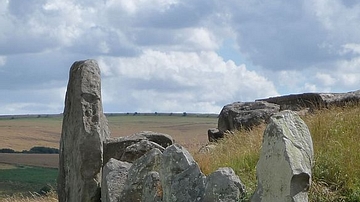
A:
[204, 167, 246, 202]
[132, 131, 174, 148]
[101, 158, 131, 202]
[58, 59, 110, 202]
[142, 171, 163, 202]
[103, 131, 173, 164]
[160, 144, 206, 202]
[251, 110, 314, 202]
[120, 139, 165, 163]
[103, 137, 140, 165]
[120, 148, 163, 201]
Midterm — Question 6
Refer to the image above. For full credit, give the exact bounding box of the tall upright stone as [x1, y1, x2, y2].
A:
[251, 110, 314, 202]
[58, 60, 110, 202]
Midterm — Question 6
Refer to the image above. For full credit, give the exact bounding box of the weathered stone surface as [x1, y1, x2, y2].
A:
[58, 59, 110, 202]
[258, 90, 360, 110]
[218, 101, 280, 132]
[160, 144, 206, 202]
[208, 128, 224, 142]
[104, 131, 173, 164]
[120, 139, 165, 163]
[133, 131, 174, 148]
[319, 90, 360, 106]
[101, 158, 131, 202]
[142, 171, 163, 202]
[204, 167, 246, 202]
[120, 148, 163, 201]
[257, 93, 323, 111]
[104, 138, 139, 165]
[251, 110, 314, 202]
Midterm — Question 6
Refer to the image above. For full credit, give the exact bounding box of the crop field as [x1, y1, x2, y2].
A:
[0, 114, 217, 152]
[0, 114, 218, 198]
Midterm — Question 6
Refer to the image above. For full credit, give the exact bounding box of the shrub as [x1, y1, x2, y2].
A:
[0, 148, 16, 153]
[27, 146, 59, 154]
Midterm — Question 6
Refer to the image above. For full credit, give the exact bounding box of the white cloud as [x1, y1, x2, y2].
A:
[1, 0, 360, 114]
[98, 50, 278, 113]
[315, 73, 336, 86]
[0, 56, 6, 66]
[341, 43, 360, 55]
[0, 86, 66, 115]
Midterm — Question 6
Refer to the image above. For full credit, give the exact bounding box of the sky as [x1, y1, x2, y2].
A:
[1, 0, 360, 115]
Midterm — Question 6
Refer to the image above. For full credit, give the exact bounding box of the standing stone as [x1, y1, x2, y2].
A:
[251, 110, 314, 202]
[101, 159, 131, 202]
[160, 144, 206, 202]
[58, 60, 110, 202]
[204, 167, 246, 202]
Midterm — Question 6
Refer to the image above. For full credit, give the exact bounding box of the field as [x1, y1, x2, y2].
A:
[2, 106, 359, 201]
[0, 114, 217, 152]
[0, 114, 218, 199]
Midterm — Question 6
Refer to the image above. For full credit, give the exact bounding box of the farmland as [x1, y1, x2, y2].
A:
[0, 113, 218, 198]
[0, 113, 218, 152]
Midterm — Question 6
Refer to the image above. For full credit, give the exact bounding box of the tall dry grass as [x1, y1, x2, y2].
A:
[195, 104, 360, 201]
[0, 191, 57, 202]
[305, 104, 360, 201]
[194, 125, 265, 197]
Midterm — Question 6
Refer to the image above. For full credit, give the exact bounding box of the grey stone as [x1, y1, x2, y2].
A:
[120, 139, 165, 163]
[258, 90, 360, 110]
[120, 148, 163, 201]
[142, 171, 163, 202]
[104, 137, 140, 165]
[207, 128, 224, 142]
[257, 93, 323, 111]
[101, 158, 131, 202]
[104, 131, 173, 165]
[58, 59, 110, 202]
[160, 144, 206, 202]
[218, 101, 280, 132]
[204, 167, 246, 202]
[133, 131, 174, 148]
[251, 110, 314, 202]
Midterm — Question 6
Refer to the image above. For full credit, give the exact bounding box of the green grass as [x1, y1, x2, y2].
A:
[0, 166, 58, 198]
[305, 105, 360, 201]
[195, 104, 360, 201]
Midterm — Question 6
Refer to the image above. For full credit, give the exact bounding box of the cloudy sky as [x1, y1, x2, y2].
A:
[1, 0, 360, 115]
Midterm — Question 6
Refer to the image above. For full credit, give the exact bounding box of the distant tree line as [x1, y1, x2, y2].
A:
[0, 146, 59, 154]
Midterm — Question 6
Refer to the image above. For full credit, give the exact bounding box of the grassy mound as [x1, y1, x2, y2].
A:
[195, 104, 360, 201]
